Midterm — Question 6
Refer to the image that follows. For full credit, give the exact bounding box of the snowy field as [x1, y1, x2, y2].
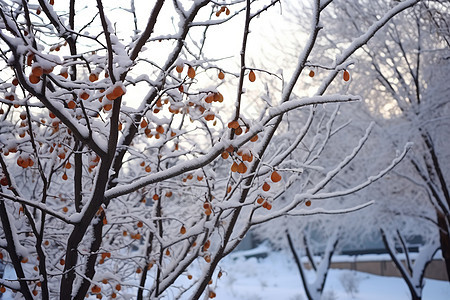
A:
[208, 250, 450, 300]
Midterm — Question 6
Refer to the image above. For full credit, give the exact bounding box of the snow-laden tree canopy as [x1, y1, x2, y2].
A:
[0, 0, 425, 299]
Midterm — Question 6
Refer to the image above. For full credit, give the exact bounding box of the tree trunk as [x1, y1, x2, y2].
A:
[437, 210, 450, 281]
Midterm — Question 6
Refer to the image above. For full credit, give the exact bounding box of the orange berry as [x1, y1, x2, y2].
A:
[106, 86, 125, 100]
[29, 74, 40, 84]
[115, 284, 121, 291]
[235, 127, 243, 135]
[204, 113, 215, 121]
[62, 173, 68, 181]
[145, 165, 151, 173]
[165, 191, 173, 197]
[176, 64, 183, 73]
[27, 53, 34, 66]
[111, 292, 117, 298]
[227, 120, 239, 129]
[0, 286, 5, 293]
[248, 70, 256, 82]
[32, 290, 38, 296]
[187, 66, 195, 79]
[32, 65, 43, 77]
[21, 257, 28, 263]
[205, 208, 212, 216]
[60, 71, 68, 79]
[60, 258, 65, 265]
[270, 171, 282, 183]
[221, 152, 229, 159]
[218, 71, 225, 80]
[237, 162, 247, 174]
[213, 92, 224, 102]
[204, 255, 211, 263]
[152, 194, 159, 201]
[80, 92, 89, 100]
[102, 279, 108, 284]
[203, 240, 210, 251]
[19, 111, 26, 120]
[89, 73, 98, 82]
[250, 135, 259, 142]
[91, 285, 101, 294]
[309, 70, 315, 77]
[257, 197, 264, 204]
[180, 226, 186, 234]
[343, 70, 350, 81]
[67, 100, 76, 109]
[262, 182, 271, 192]
[305, 200, 311, 207]
[137, 221, 143, 228]
[62, 206, 68, 213]
[136, 267, 142, 273]
[12, 78, 19, 86]
[187, 274, 193, 280]
[231, 162, 239, 172]
[140, 119, 148, 128]
[156, 125, 164, 134]
[103, 104, 112, 111]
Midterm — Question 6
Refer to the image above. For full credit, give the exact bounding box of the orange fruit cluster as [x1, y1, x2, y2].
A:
[17, 156, 34, 168]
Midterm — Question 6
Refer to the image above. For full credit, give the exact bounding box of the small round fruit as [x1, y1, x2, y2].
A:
[343, 70, 350, 82]
[270, 171, 282, 183]
[248, 70, 256, 82]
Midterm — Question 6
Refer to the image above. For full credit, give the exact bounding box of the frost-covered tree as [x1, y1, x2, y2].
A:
[322, 0, 450, 281]
[0, 0, 420, 299]
[254, 1, 449, 298]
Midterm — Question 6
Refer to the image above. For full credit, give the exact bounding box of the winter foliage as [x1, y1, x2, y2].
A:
[0, 0, 447, 299]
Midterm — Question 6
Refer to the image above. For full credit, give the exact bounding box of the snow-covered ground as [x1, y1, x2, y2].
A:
[1, 247, 449, 299]
[210, 249, 450, 300]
